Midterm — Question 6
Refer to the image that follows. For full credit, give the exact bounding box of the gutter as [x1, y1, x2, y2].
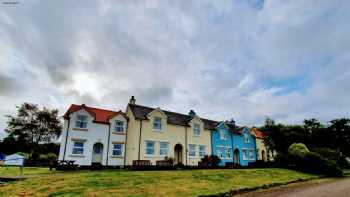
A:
[62, 118, 70, 161]
[106, 122, 112, 166]
[138, 120, 143, 160]
[124, 119, 129, 166]
[185, 126, 188, 166]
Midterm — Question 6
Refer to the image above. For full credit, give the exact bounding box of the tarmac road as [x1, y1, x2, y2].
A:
[236, 178, 350, 197]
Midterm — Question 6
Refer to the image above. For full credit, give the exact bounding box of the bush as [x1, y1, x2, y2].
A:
[200, 155, 221, 168]
[288, 143, 309, 157]
[301, 152, 343, 177]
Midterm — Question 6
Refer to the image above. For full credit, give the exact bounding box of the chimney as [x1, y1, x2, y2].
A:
[129, 96, 136, 104]
[188, 109, 196, 117]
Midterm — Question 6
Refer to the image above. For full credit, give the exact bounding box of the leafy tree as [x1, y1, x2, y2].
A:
[288, 143, 310, 157]
[5, 103, 62, 154]
[328, 118, 350, 157]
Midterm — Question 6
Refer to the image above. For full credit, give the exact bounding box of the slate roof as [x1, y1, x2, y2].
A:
[64, 104, 127, 124]
[128, 104, 219, 130]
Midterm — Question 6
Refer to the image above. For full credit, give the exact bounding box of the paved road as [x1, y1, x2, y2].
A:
[236, 178, 350, 197]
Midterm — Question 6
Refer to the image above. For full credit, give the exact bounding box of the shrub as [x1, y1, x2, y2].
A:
[288, 143, 310, 157]
[302, 152, 343, 177]
[200, 155, 221, 168]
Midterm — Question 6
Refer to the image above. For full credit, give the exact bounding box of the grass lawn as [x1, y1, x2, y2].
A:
[0, 166, 55, 176]
[0, 168, 320, 197]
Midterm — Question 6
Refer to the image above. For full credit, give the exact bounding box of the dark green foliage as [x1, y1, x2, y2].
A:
[201, 155, 221, 168]
[301, 152, 343, 177]
[260, 117, 350, 163]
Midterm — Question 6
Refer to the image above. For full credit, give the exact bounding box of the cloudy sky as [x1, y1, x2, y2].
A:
[1, 0, 350, 139]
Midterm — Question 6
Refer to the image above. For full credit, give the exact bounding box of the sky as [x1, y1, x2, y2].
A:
[0, 0, 350, 139]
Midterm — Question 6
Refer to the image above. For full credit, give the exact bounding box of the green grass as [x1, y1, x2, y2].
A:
[0, 168, 320, 197]
[0, 166, 55, 176]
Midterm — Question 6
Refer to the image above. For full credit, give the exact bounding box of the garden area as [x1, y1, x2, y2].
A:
[0, 167, 321, 197]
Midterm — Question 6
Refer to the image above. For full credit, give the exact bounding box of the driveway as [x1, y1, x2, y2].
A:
[236, 178, 350, 197]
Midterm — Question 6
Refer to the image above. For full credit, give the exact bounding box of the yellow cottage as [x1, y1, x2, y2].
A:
[251, 127, 275, 161]
[125, 96, 216, 166]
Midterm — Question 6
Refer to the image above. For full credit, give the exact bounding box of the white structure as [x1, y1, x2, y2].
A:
[58, 104, 128, 166]
[4, 153, 25, 166]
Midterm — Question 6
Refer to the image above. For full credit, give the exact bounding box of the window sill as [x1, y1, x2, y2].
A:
[112, 132, 126, 135]
[110, 156, 124, 158]
[69, 154, 85, 158]
[153, 130, 163, 133]
[193, 135, 200, 137]
[73, 128, 88, 131]
[144, 155, 165, 158]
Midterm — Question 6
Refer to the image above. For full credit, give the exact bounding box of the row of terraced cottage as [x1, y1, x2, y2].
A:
[58, 96, 275, 167]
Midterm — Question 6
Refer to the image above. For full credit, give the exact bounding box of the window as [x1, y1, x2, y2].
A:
[159, 142, 169, 156]
[243, 149, 254, 160]
[199, 145, 206, 158]
[115, 120, 124, 132]
[146, 141, 155, 155]
[112, 143, 123, 156]
[72, 141, 84, 154]
[220, 129, 226, 140]
[75, 115, 88, 128]
[189, 144, 196, 157]
[193, 123, 200, 136]
[217, 148, 223, 158]
[244, 133, 250, 143]
[153, 117, 162, 131]
[226, 148, 232, 158]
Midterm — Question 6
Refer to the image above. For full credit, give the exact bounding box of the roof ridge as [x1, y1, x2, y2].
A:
[129, 103, 218, 123]
[72, 104, 121, 113]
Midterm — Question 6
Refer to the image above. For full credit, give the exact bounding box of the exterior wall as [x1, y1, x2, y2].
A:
[256, 138, 275, 162]
[211, 122, 234, 166]
[187, 117, 212, 166]
[232, 128, 257, 166]
[125, 107, 212, 166]
[124, 108, 140, 165]
[58, 109, 127, 166]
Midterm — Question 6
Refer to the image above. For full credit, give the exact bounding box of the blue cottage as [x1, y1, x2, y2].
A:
[211, 121, 257, 166]
[211, 122, 234, 166]
[232, 127, 257, 166]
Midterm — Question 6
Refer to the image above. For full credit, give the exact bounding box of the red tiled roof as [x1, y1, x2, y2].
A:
[252, 128, 264, 139]
[63, 104, 127, 124]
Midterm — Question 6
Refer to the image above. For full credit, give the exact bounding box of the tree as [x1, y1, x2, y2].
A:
[328, 118, 350, 157]
[5, 103, 62, 151]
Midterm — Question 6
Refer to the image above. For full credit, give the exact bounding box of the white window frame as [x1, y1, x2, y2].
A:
[115, 120, 124, 132]
[193, 123, 200, 136]
[242, 149, 255, 160]
[75, 115, 88, 129]
[72, 141, 84, 155]
[244, 133, 250, 143]
[189, 144, 196, 157]
[112, 143, 123, 156]
[220, 129, 226, 140]
[145, 141, 155, 155]
[153, 117, 162, 132]
[159, 142, 169, 156]
[199, 145, 206, 158]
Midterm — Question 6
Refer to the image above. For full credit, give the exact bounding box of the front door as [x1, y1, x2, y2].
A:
[92, 143, 103, 164]
[174, 144, 183, 165]
[234, 149, 240, 165]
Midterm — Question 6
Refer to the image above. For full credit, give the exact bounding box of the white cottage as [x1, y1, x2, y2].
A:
[58, 104, 128, 166]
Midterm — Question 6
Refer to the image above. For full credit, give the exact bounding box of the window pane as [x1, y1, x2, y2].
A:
[189, 144, 196, 156]
[146, 141, 155, 155]
[113, 143, 123, 156]
[153, 117, 161, 130]
[159, 142, 168, 155]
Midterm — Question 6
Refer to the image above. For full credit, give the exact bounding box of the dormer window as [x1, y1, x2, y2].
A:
[75, 115, 88, 128]
[115, 120, 124, 132]
[220, 129, 226, 140]
[153, 117, 162, 131]
[244, 133, 250, 143]
[193, 123, 200, 136]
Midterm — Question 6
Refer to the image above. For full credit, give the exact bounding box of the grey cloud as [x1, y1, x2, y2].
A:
[1, 1, 350, 138]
